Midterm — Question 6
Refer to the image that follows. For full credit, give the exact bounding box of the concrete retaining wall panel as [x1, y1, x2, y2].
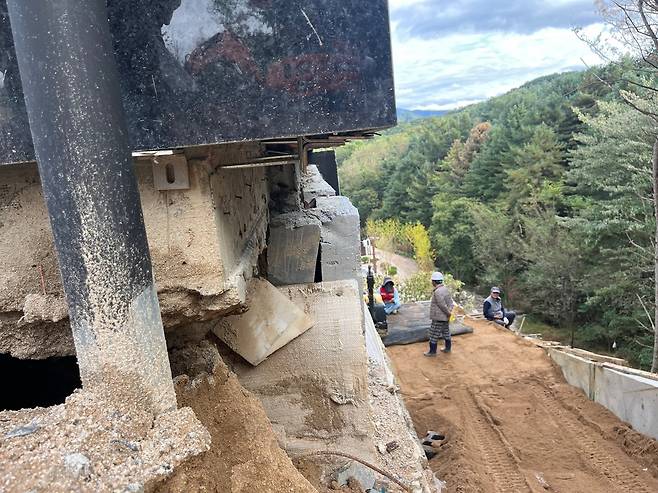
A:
[593, 366, 658, 440]
[548, 348, 595, 399]
[227, 280, 374, 458]
[549, 348, 658, 441]
[268, 212, 321, 286]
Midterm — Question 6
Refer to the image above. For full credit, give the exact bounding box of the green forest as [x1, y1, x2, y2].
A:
[337, 61, 658, 370]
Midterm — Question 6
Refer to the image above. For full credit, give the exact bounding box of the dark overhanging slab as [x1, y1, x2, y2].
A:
[0, 0, 396, 165]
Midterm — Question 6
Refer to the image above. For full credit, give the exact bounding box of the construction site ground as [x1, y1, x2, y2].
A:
[387, 316, 658, 493]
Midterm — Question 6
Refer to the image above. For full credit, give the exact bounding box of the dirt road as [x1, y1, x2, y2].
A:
[387, 318, 658, 493]
[375, 249, 419, 282]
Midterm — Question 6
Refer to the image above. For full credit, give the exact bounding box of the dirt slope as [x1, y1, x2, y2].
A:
[387, 318, 658, 493]
[155, 341, 317, 493]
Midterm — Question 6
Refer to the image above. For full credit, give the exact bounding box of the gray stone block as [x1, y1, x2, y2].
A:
[314, 196, 361, 285]
[268, 211, 321, 286]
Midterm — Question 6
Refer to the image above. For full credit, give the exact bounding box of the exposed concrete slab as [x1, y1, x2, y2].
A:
[0, 159, 270, 358]
[549, 348, 658, 440]
[212, 278, 313, 366]
[223, 280, 375, 460]
[314, 196, 361, 285]
[364, 303, 437, 492]
[268, 211, 321, 286]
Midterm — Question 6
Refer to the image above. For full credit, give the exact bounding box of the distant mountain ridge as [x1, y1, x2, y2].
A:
[397, 108, 448, 122]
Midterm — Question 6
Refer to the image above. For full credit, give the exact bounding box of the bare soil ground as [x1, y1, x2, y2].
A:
[155, 340, 316, 493]
[387, 318, 658, 493]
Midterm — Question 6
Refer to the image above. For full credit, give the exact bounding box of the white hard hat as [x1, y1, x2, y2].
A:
[431, 271, 444, 282]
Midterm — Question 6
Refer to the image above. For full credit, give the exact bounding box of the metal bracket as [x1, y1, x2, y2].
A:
[152, 153, 190, 191]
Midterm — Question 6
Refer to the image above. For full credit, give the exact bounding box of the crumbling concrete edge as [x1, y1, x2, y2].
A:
[364, 303, 442, 492]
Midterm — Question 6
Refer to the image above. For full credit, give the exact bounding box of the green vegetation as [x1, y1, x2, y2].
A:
[339, 62, 658, 370]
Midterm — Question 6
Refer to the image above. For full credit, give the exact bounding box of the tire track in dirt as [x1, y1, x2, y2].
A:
[388, 317, 658, 492]
[457, 388, 532, 493]
[530, 383, 656, 493]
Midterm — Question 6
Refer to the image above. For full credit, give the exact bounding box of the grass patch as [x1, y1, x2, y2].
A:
[518, 315, 574, 344]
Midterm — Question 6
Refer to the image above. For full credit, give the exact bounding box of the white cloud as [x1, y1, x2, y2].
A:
[389, 0, 429, 11]
[391, 22, 606, 110]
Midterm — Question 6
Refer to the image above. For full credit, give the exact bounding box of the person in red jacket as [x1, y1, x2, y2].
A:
[380, 277, 401, 315]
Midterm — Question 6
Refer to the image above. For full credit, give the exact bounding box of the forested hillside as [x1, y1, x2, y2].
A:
[338, 62, 658, 369]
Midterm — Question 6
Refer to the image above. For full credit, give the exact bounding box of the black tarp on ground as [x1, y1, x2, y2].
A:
[382, 301, 474, 347]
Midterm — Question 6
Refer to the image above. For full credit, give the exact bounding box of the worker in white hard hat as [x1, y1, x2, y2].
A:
[425, 271, 454, 357]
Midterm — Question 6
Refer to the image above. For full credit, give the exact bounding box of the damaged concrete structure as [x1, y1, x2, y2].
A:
[0, 0, 437, 491]
[0, 149, 358, 361]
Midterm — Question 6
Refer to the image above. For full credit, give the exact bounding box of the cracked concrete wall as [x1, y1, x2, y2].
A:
[0, 157, 270, 359]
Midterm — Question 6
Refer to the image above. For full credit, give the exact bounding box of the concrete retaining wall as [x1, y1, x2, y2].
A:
[548, 348, 658, 440]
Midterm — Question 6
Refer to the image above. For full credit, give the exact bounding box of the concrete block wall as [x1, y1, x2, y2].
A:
[268, 165, 361, 287]
[548, 348, 658, 440]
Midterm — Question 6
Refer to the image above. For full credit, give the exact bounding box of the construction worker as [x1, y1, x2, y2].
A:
[483, 286, 516, 328]
[425, 272, 453, 357]
[380, 277, 401, 315]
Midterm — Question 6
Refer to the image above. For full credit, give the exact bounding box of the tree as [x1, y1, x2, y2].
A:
[429, 195, 480, 283]
[568, 99, 657, 366]
[592, 0, 658, 370]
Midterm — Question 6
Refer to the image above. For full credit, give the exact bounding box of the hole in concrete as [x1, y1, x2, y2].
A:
[314, 243, 323, 283]
[0, 354, 81, 411]
[258, 247, 268, 277]
[165, 162, 176, 184]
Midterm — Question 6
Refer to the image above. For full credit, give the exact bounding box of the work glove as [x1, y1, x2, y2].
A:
[503, 317, 509, 325]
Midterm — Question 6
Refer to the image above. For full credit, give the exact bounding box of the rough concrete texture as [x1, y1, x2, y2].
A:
[364, 304, 439, 492]
[0, 164, 68, 358]
[549, 348, 658, 441]
[0, 390, 210, 493]
[0, 159, 269, 358]
[268, 160, 303, 213]
[157, 340, 317, 493]
[212, 278, 313, 366]
[314, 196, 361, 285]
[268, 211, 321, 286]
[223, 280, 375, 460]
[301, 165, 336, 205]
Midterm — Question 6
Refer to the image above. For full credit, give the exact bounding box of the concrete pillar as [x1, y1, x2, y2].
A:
[7, 0, 176, 413]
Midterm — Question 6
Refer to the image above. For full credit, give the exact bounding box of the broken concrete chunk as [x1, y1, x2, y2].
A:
[22, 294, 68, 324]
[301, 165, 336, 205]
[64, 452, 91, 478]
[314, 196, 361, 285]
[268, 211, 321, 286]
[212, 278, 314, 366]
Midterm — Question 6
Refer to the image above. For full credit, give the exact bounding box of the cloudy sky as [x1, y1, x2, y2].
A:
[389, 0, 605, 111]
